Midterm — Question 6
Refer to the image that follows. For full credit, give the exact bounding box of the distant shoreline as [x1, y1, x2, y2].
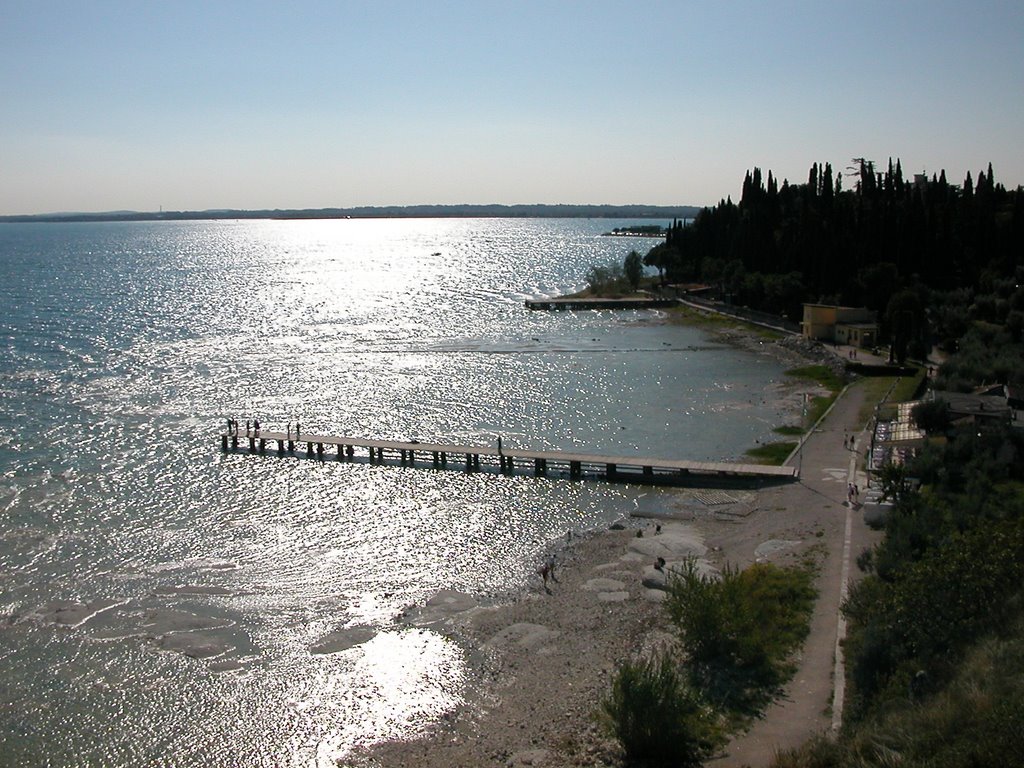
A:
[0, 203, 702, 225]
[600, 232, 667, 238]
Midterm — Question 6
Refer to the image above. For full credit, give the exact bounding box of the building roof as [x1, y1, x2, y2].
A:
[931, 391, 1012, 420]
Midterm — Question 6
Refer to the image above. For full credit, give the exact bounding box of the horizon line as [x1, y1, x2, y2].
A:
[0, 202, 704, 223]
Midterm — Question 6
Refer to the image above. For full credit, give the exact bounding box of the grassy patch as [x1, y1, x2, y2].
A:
[807, 395, 835, 426]
[746, 441, 798, 465]
[782, 365, 845, 429]
[785, 364, 845, 393]
[564, 274, 665, 300]
[854, 369, 927, 425]
[774, 425, 804, 436]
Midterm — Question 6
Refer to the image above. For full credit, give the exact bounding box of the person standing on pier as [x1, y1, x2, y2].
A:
[296, 421, 301, 438]
[497, 435, 503, 455]
[254, 419, 260, 436]
[287, 422, 291, 438]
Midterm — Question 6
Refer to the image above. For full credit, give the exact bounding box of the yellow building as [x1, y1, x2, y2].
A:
[802, 304, 877, 348]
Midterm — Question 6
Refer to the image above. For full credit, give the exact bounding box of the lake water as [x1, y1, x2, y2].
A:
[0, 218, 794, 765]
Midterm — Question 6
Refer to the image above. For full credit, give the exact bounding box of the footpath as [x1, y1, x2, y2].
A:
[708, 381, 882, 767]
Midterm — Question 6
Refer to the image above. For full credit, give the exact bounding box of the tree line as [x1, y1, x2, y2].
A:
[643, 159, 1024, 368]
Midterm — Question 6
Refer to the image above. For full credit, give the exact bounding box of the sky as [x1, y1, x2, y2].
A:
[1, 1, 1022, 215]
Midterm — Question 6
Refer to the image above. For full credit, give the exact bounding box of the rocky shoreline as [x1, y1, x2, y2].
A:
[350, 332, 845, 768]
[352, 520, 705, 768]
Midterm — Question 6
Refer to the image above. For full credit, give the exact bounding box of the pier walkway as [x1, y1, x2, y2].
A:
[219, 430, 797, 487]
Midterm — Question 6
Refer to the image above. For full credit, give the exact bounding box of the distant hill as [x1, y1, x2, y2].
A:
[0, 204, 703, 224]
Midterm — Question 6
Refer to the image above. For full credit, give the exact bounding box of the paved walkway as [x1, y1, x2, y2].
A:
[709, 381, 883, 766]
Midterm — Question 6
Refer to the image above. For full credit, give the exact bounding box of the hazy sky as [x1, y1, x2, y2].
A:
[2, 1, 1022, 215]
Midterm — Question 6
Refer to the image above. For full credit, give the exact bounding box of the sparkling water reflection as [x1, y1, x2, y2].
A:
[0, 219, 794, 764]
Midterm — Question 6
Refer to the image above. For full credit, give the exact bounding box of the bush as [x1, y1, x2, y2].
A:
[602, 653, 719, 767]
[843, 517, 1024, 717]
[624, 250, 644, 291]
[770, 734, 843, 768]
[773, 620, 1024, 768]
[910, 398, 950, 434]
[586, 263, 627, 295]
[665, 559, 817, 712]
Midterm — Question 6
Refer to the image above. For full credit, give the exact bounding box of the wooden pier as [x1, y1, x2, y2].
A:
[219, 430, 797, 486]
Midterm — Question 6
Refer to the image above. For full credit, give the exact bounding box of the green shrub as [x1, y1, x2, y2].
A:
[773, 620, 1024, 768]
[624, 249, 644, 291]
[910, 398, 951, 434]
[665, 559, 816, 713]
[602, 653, 719, 767]
[585, 263, 628, 295]
[843, 517, 1024, 717]
[770, 734, 843, 768]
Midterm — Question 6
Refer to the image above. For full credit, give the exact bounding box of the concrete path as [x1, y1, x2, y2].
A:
[709, 381, 883, 767]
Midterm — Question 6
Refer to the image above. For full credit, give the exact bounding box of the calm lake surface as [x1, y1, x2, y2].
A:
[0, 218, 794, 765]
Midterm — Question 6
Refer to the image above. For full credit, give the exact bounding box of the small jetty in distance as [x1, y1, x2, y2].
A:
[524, 297, 677, 310]
[220, 430, 797, 487]
[600, 224, 668, 238]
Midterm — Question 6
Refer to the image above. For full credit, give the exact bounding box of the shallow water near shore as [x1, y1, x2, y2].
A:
[0, 218, 795, 764]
